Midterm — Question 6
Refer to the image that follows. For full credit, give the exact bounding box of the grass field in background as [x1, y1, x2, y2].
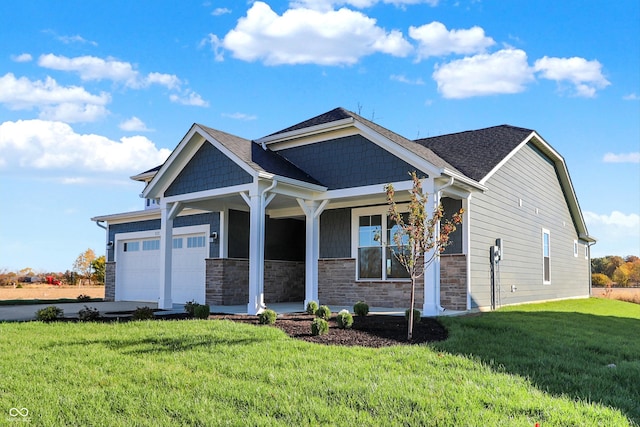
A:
[0, 298, 637, 426]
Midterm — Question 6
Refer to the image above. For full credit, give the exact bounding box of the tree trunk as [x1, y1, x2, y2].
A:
[407, 276, 415, 341]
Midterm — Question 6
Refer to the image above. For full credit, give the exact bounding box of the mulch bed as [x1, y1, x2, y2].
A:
[210, 313, 448, 348]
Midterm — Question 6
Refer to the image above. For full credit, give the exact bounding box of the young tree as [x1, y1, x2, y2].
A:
[385, 171, 463, 340]
[73, 249, 96, 286]
[91, 255, 106, 285]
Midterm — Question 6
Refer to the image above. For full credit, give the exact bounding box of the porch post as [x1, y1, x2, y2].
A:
[246, 193, 264, 315]
[423, 181, 441, 316]
[159, 201, 182, 309]
[297, 199, 329, 307]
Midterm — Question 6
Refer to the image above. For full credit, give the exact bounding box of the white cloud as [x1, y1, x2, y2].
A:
[0, 73, 110, 122]
[409, 21, 494, 60]
[201, 34, 225, 62]
[169, 90, 209, 107]
[38, 54, 183, 90]
[585, 211, 640, 228]
[433, 49, 534, 99]
[390, 74, 425, 85]
[11, 53, 33, 63]
[212, 7, 231, 16]
[215, 1, 412, 65]
[222, 112, 257, 121]
[584, 211, 640, 257]
[119, 116, 152, 132]
[0, 120, 171, 173]
[534, 56, 610, 97]
[39, 54, 140, 86]
[145, 72, 182, 90]
[603, 152, 640, 164]
[623, 93, 639, 101]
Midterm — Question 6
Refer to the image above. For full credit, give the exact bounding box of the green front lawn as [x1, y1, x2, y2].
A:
[0, 298, 637, 426]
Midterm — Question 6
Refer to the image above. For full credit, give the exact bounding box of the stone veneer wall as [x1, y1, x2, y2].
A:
[317, 258, 424, 308]
[205, 258, 304, 305]
[439, 254, 468, 311]
[105, 262, 116, 301]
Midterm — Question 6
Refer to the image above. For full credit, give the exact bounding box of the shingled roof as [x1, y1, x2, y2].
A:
[415, 125, 534, 182]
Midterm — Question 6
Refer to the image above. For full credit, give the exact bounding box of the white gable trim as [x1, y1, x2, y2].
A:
[479, 131, 593, 242]
[256, 118, 355, 147]
[143, 124, 258, 200]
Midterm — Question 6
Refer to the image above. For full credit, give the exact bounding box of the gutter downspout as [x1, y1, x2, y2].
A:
[433, 176, 455, 313]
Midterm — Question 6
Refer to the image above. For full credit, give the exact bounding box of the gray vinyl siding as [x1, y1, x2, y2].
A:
[107, 212, 220, 262]
[165, 141, 252, 197]
[278, 135, 422, 190]
[469, 143, 590, 309]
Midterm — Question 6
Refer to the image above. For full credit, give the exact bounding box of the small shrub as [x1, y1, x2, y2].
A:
[132, 306, 155, 321]
[184, 300, 199, 317]
[194, 304, 211, 319]
[258, 309, 277, 325]
[305, 301, 319, 315]
[315, 305, 331, 320]
[78, 305, 100, 321]
[405, 308, 421, 325]
[311, 318, 329, 336]
[76, 294, 91, 302]
[336, 309, 353, 329]
[353, 301, 369, 316]
[36, 306, 63, 321]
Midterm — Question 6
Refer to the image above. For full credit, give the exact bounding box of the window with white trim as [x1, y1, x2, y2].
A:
[573, 240, 578, 257]
[584, 244, 588, 260]
[187, 236, 206, 248]
[542, 229, 551, 284]
[173, 238, 183, 249]
[142, 239, 160, 251]
[353, 207, 410, 281]
[124, 241, 139, 252]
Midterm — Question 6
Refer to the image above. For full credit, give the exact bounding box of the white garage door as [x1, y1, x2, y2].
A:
[115, 227, 208, 304]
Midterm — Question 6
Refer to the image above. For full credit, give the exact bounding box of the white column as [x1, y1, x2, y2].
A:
[246, 193, 264, 315]
[423, 180, 441, 316]
[159, 203, 176, 309]
[297, 199, 328, 307]
[463, 195, 472, 311]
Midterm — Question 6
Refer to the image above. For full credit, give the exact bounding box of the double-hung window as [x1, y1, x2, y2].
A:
[542, 229, 551, 284]
[353, 207, 410, 281]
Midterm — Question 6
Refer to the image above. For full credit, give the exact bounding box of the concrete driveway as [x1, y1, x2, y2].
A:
[0, 301, 159, 322]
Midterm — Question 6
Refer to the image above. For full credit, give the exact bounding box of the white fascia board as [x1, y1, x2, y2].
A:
[195, 125, 258, 177]
[256, 118, 355, 147]
[353, 122, 443, 178]
[91, 207, 210, 225]
[130, 170, 157, 182]
[319, 179, 416, 202]
[440, 169, 486, 192]
[91, 209, 159, 224]
[162, 183, 254, 205]
[256, 171, 327, 193]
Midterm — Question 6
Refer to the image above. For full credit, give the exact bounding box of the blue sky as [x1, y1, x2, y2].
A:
[0, 0, 638, 273]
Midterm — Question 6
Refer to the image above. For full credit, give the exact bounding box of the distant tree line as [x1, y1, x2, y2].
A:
[592, 255, 640, 287]
[0, 248, 105, 287]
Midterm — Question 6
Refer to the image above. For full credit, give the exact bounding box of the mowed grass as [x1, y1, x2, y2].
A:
[0, 299, 636, 426]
